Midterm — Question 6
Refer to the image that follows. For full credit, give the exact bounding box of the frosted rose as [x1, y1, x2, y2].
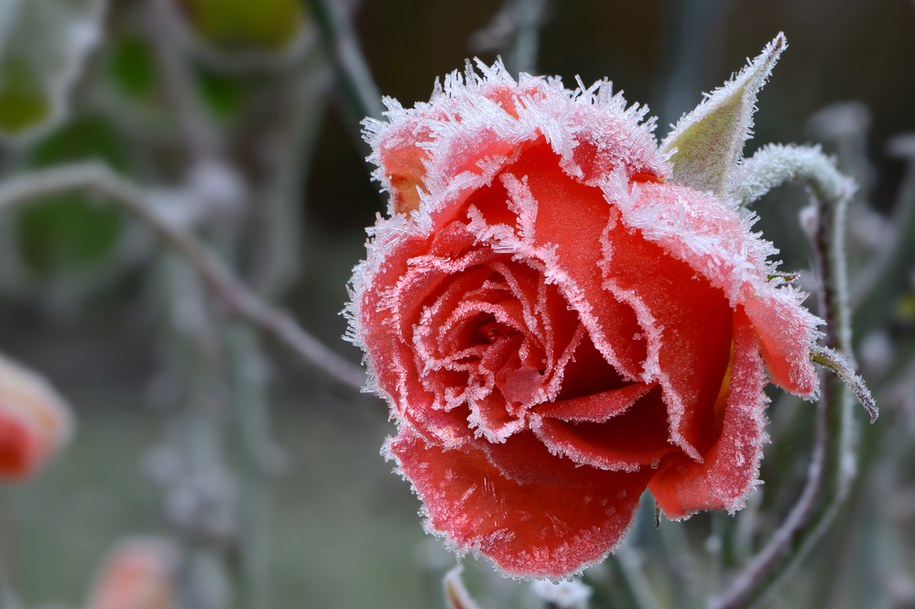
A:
[0, 352, 73, 479]
[346, 61, 820, 578]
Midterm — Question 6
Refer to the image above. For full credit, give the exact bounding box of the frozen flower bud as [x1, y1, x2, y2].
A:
[0, 352, 73, 480]
[85, 538, 179, 609]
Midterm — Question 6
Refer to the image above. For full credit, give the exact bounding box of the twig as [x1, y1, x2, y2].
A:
[304, 0, 383, 121]
[0, 163, 366, 391]
[712, 145, 859, 609]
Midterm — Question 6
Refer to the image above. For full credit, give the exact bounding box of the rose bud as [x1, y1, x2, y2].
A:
[347, 38, 822, 578]
[0, 352, 73, 480]
[85, 538, 178, 609]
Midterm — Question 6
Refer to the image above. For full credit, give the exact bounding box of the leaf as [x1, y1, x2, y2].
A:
[0, 0, 107, 142]
[108, 34, 157, 98]
[660, 33, 786, 195]
[0, 116, 135, 303]
[176, 0, 305, 52]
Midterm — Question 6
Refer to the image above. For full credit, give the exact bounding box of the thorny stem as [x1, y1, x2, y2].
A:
[713, 146, 859, 608]
[304, 0, 383, 121]
[0, 163, 366, 391]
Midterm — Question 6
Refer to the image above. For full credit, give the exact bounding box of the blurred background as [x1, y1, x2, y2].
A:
[0, 1, 914, 608]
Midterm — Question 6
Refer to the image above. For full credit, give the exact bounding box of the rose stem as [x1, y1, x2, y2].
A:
[712, 146, 859, 609]
[0, 163, 366, 392]
[813, 137, 915, 607]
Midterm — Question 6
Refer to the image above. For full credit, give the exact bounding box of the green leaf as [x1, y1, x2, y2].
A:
[177, 0, 305, 52]
[0, 0, 107, 142]
[660, 33, 786, 196]
[108, 34, 157, 98]
[16, 116, 130, 277]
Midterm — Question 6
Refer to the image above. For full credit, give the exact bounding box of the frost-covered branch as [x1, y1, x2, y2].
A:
[713, 144, 860, 609]
[0, 163, 366, 391]
[731, 143, 856, 208]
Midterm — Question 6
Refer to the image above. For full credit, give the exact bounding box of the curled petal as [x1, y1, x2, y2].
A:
[605, 179, 821, 398]
[649, 311, 768, 518]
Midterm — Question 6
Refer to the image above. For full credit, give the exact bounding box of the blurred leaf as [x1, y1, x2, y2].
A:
[196, 67, 246, 120]
[177, 0, 304, 52]
[18, 200, 123, 277]
[108, 34, 157, 98]
[16, 116, 130, 277]
[0, 0, 107, 142]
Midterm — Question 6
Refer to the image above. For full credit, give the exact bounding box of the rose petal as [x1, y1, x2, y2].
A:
[387, 427, 651, 578]
[606, 180, 821, 398]
[534, 383, 654, 423]
[466, 144, 647, 381]
[648, 310, 769, 518]
[533, 386, 675, 471]
[600, 207, 734, 460]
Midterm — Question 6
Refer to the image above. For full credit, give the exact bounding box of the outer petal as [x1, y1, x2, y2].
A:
[600, 205, 734, 460]
[387, 427, 651, 578]
[648, 311, 769, 518]
[605, 179, 821, 397]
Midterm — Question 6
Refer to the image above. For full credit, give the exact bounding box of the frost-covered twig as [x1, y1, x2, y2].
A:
[0, 163, 366, 391]
[731, 143, 855, 208]
[305, 0, 383, 121]
[713, 144, 860, 609]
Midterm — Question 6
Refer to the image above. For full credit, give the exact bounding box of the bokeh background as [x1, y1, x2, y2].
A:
[1, 1, 914, 608]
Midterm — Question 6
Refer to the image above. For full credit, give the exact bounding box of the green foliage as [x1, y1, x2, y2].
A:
[196, 67, 246, 120]
[661, 34, 785, 195]
[17, 116, 130, 277]
[108, 34, 157, 98]
[178, 0, 305, 51]
[0, 0, 106, 141]
[0, 56, 51, 133]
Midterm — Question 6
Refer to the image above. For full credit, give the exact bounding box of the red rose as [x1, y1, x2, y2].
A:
[346, 61, 820, 578]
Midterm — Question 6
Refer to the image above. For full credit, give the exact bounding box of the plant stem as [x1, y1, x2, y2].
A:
[226, 324, 273, 609]
[0, 163, 366, 391]
[712, 146, 858, 609]
[304, 0, 383, 122]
